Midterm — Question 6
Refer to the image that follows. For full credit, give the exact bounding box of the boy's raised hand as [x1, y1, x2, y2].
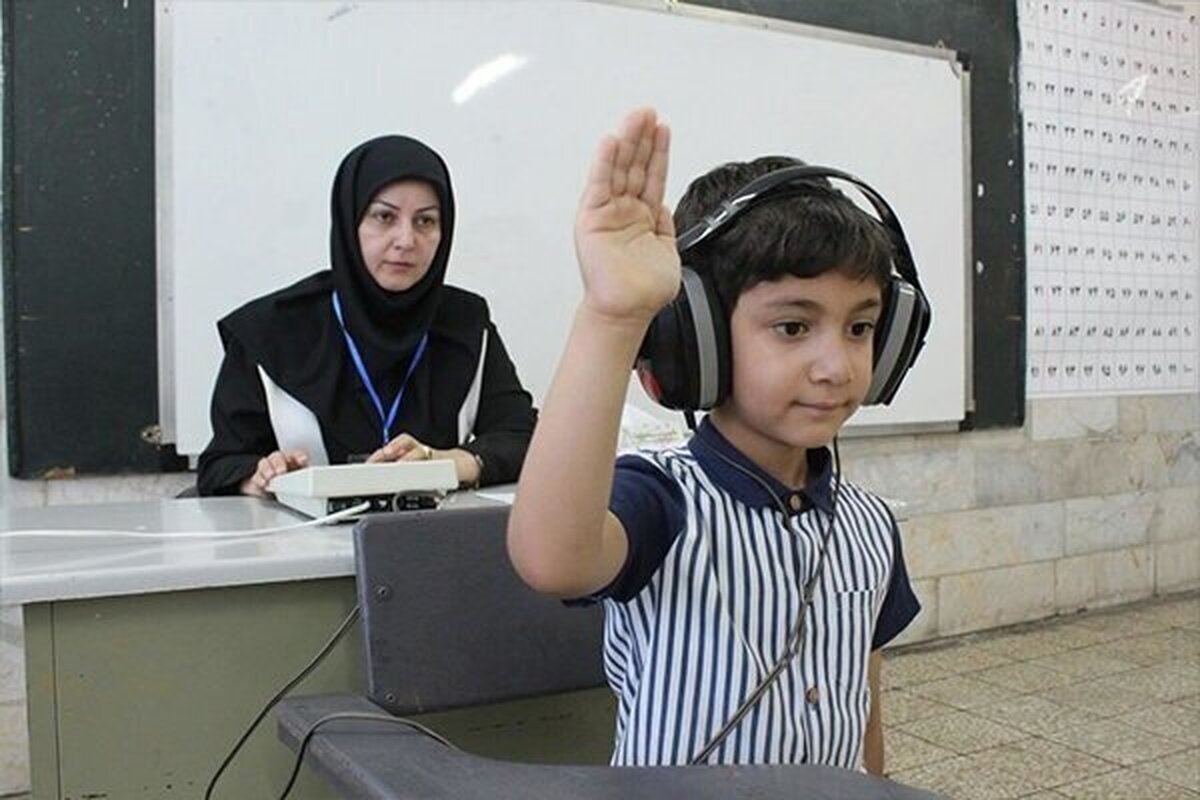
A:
[575, 108, 681, 324]
[510, 109, 677, 600]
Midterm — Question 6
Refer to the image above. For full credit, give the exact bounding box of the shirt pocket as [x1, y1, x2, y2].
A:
[806, 588, 877, 768]
[824, 588, 877, 693]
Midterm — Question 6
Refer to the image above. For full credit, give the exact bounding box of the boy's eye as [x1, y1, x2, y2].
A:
[774, 321, 808, 338]
[849, 321, 876, 338]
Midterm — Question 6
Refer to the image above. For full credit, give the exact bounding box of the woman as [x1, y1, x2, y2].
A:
[197, 135, 536, 496]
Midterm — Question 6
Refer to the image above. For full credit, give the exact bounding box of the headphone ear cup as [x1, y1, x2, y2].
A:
[635, 306, 679, 407]
[864, 277, 930, 405]
[703, 273, 732, 409]
[635, 268, 731, 411]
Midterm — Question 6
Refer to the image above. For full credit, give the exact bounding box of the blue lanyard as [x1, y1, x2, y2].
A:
[331, 292, 429, 446]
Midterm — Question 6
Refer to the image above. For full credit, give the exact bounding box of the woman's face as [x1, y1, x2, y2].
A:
[357, 180, 442, 292]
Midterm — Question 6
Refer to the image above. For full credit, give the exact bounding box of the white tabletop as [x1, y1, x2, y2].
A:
[0, 492, 507, 606]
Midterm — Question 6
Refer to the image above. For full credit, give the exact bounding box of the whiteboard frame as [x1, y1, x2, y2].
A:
[154, 0, 973, 450]
[155, 2, 177, 446]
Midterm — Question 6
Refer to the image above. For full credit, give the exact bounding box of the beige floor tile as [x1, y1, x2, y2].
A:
[883, 649, 958, 689]
[1177, 694, 1200, 711]
[1159, 628, 1200, 660]
[1043, 718, 1190, 766]
[973, 738, 1118, 791]
[1109, 662, 1200, 702]
[882, 689, 957, 726]
[1071, 608, 1177, 638]
[1028, 647, 1142, 679]
[1143, 597, 1200, 630]
[971, 631, 1081, 661]
[897, 709, 1028, 754]
[883, 728, 958, 773]
[1055, 769, 1199, 799]
[1175, 658, 1200, 678]
[1133, 748, 1200, 793]
[1080, 630, 1200, 667]
[973, 694, 1104, 738]
[891, 753, 1041, 800]
[1115, 703, 1200, 746]
[1039, 620, 1131, 648]
[1017, 793, 1070, 799]
[1180, 610, 1199, 632]
[979, 621, 1121, 657]
[906, 675, 1016, 710]
[1036, 677, 1155, 718]
[1050, 638, 1155, 667]
[890, 640, 1016, 675]
[973, 662, 1079, 694]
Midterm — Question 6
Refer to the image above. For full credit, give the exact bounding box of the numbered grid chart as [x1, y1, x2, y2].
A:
[1019, 0, 1199, 396]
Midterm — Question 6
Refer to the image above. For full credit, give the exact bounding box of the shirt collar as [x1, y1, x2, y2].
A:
[687, 417, 834, 515]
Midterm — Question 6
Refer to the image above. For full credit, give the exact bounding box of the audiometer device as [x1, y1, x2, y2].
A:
[268, 460, 458, 520]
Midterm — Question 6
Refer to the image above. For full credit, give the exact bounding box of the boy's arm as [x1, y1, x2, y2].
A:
[507, 108, 680, 598]
[864, 650, 885, 775]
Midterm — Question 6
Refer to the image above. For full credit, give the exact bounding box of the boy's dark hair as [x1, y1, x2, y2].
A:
[673, 156, 895, 314]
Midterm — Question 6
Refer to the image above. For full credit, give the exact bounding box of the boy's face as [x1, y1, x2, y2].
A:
[718, 270, 882, 455]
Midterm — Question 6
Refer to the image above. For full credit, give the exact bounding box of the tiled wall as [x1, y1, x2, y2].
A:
[0, 395, 1196, 793]
[842, 394, 1200, 646]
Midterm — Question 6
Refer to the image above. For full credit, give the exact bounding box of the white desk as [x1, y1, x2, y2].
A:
[1, 498, 349, 605]
[0, 493, 501, 800]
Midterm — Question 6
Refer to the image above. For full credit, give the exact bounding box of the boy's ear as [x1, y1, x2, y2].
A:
[635, 268, 731, 411]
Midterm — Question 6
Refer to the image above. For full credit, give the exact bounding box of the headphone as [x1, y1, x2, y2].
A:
[635, 164, 931, 410]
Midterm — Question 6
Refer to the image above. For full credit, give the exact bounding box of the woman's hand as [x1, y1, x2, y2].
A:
[574, 107, 680, 325]
[367, 434, 482, 487]
[366, 433, 433, 464]
[240, 449, 310, 497]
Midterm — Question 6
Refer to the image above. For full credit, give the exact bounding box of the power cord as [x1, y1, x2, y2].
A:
[204, 604, 361, 800]
[276, 711, 457, 800]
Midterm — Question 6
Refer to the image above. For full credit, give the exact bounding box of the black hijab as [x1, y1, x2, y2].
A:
[219, 135, 457, 418]
[330, 135, 456, 381]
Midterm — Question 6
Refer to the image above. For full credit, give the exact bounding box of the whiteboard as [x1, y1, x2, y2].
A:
[157, 0, 968, 455]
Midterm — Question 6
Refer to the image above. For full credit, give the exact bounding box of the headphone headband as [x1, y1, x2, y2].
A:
[675, 164, 923, 293]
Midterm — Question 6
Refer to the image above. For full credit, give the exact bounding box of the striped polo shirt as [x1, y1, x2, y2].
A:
[591, 418, 919, 768]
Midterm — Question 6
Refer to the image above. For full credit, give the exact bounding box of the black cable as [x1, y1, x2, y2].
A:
[277, 711, 457, 800]
[688, 436, 842, 764]
[204, 604, 362, 800]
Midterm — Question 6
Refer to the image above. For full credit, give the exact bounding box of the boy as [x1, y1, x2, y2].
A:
[508, 109, 920, 773]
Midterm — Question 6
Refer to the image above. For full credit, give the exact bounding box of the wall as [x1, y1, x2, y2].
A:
[845, 395, 1199, 647]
